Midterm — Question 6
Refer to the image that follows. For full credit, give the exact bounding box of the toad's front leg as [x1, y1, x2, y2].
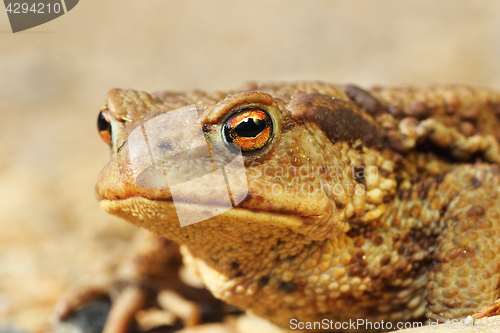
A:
[54, 229, 211, 333]
[425, 164, 500, 321]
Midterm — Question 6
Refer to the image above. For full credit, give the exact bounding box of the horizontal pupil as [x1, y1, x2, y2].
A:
[234, 118, 266, 137]
[97, 112, 110, 132]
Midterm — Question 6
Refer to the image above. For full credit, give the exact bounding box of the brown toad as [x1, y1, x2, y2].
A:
[60, 82, 500, 331]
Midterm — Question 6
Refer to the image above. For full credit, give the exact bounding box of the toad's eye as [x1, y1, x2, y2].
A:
[222, 109, 273, 152]
[97, 109, 112, 145]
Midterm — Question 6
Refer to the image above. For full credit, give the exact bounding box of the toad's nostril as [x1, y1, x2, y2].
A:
[158, 140, 173, 151]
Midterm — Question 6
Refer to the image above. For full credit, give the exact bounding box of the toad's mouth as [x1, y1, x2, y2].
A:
[96, 158, 332, 226]
[96, 155, 336, 236]
[99, 197, 306, 230]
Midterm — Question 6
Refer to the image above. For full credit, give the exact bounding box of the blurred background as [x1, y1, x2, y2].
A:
[0, 0, 499, 331]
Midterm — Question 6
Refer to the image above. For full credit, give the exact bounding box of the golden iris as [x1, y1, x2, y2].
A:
[223, 109, 273, 152]
[97, 109, 112, 145]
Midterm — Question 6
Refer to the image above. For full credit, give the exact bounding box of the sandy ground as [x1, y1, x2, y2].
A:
[1, 1, 500, 332]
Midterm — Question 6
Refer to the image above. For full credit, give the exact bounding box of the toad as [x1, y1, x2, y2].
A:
[57, 82, 500, 332]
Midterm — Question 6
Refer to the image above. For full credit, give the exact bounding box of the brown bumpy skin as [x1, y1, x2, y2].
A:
[90, 82, 500, 331]
[426, 165, 500, 320]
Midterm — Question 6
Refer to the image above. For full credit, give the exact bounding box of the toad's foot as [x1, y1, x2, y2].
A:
[54, 285, 203, 333]
[472, 299, 500, 319]
[53, 229, 211, 333]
